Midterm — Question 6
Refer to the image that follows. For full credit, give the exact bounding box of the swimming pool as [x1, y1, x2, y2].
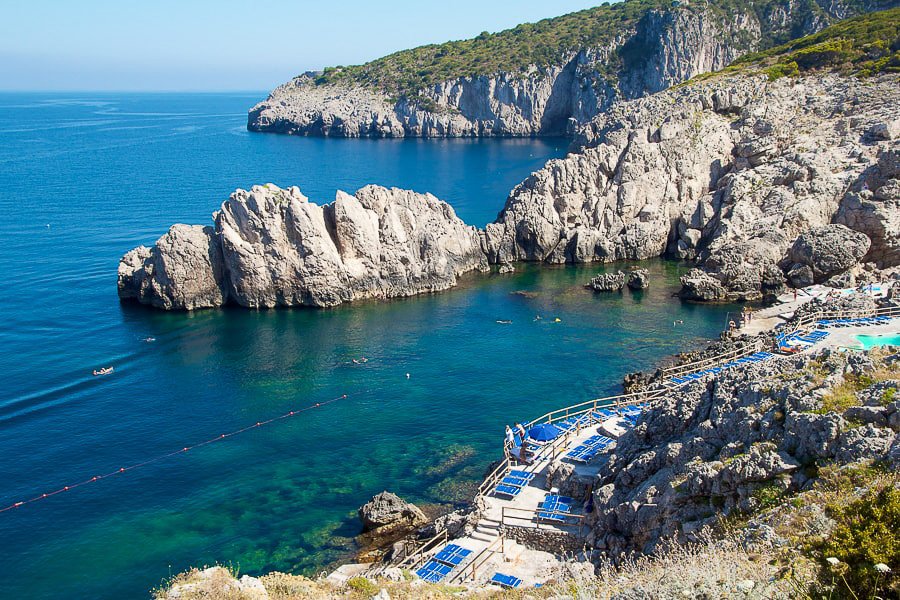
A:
[855, 333, 900, 349]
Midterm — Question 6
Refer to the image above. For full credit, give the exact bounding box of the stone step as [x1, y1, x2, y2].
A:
[469, 531, 497, 543]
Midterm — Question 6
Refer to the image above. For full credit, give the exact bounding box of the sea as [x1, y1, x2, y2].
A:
[0, 92, 737, 599]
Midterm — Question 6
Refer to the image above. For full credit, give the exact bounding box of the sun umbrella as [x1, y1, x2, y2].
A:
[527, 423, 562, 442]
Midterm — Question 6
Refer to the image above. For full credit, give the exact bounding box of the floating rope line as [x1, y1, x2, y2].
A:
[0, 393, 350, 514]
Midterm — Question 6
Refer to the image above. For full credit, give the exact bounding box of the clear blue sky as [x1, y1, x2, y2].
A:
[1, 0, 605, 91]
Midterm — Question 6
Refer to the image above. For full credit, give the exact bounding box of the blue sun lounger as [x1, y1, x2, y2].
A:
[494, 483, 522, 498]
[537, 494, 574, 522]
[501, 474, 531, 487]
[491, 573, 523, 588]
[508, 469, 535, 481]
[435, 544, 472, 566]
[416, 559, 452, 582]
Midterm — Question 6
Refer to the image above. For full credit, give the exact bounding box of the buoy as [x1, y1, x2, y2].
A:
[406, 373, 411, 379]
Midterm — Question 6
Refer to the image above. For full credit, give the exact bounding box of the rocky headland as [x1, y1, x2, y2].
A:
[118, 185, 487, 310]
[121, 10, 900, 310]
[246, 0, 892, 139]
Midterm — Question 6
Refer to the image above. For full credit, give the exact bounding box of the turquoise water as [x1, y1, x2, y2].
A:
[856, 333, 900, 349]
[0, 93, 736, 600]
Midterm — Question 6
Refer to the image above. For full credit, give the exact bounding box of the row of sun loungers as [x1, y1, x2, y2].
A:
[565, 434, 613, 463]
[492, 469, 536, 498]
[669, 351, 775, 384]
[816, 316, 891, 328]
[777, 330, 830, 352]
[537, 493, 575, 523]
[415, 543, 473, 582]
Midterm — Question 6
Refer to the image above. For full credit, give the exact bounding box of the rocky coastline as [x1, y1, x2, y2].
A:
[156, 292, 900, 598]
[120, 71, 900, 311]
[246, 0, 889, 139]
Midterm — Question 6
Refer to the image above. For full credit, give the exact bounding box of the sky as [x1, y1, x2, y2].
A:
[0, 0, 606, 91]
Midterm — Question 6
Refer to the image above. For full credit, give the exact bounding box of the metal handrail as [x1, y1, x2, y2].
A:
[660, 340, 762, 377]
[447, 533, 504, 584]
[501, 505, 585, 529]
[392, 528, 449, 570]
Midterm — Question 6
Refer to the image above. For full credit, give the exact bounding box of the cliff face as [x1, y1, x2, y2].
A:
[118, 185, 487, 310]
[484, 71, 900, 300]
[247, 0, 890, 138]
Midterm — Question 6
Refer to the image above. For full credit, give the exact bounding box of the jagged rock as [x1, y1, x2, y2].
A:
[483, 72, 898, 301]
[679, 269, 726, 301]
[117, 225, 227, 310]
[844, 405, 888, 427]
[119, 184, 488, 310]
[786, 264, 815, 289]
[870, 119, 900, 140]
[836, 149, 900, 269]
[498, 262, 515, 274]
[834, 424, 895, 463]
[627, 269, 650, 290]
[588, 349, 897, 557]
[588, 270, 626, 292]
[785, 225, 871, 284]
[358, 491, 427, 533]
[164, 567, 268, 600]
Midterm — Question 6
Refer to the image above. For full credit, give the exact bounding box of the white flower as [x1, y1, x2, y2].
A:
[874, 563, 891, 574]
[826, 557, 841, 566]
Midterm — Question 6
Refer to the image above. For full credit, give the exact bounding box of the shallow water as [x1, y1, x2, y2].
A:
[0, 93, 736, 599]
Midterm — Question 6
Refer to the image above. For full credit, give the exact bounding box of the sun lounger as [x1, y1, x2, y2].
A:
[501, 475, 531, 487]
[493, 483, 522, 498]
[416, 559, 452, 582]
[490, 573, 522, 588]
[435, 544, 472, 566]
[508, 469, 535, 481]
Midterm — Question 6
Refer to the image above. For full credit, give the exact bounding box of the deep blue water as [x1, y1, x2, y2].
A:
[0, 93, 736, 599]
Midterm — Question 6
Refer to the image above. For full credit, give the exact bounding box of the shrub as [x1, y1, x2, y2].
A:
[346, 577, 379, 596]
[764, 60, 799, 80]
[818, 485, 900, 598]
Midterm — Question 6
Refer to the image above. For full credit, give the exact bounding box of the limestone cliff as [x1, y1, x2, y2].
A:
[247, 0, 892, 138]
[485, 69, 900, 300]
[118, 185, 487, 310]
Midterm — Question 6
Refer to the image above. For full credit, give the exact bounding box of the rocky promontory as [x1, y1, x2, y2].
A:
[485, 68, 900, 301]
[118, 184, 487, 310]
[247, 0, 888, 139]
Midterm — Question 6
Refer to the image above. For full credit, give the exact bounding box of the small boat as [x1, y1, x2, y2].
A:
[496, 320, 513, 324]
[93, 367, 114, 376]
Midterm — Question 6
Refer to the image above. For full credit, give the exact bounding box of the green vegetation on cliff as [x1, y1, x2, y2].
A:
[310, 0, 891, 97]
[734, 7, 900, 78]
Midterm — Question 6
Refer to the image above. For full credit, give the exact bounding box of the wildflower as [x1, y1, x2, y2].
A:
[874, 563, 890, 574]
[826, 557, 840, 566]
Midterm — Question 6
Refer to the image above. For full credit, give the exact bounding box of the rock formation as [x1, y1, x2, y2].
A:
[571, 348, 900, 557]
[626, 268, 650, 290]
[247, 0, 885, 138]
[485, 71, 899, 301]
[118, 184, 488, 310]
[587, 271, 626, 292]
[358, 491, 428, 534]
[782, 224, 871, 285]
